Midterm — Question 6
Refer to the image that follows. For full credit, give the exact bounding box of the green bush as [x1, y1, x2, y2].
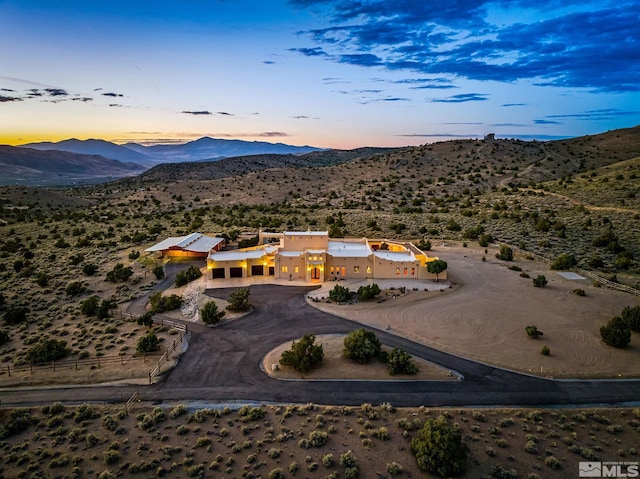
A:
[136, 331, 160, 353]
[525, 325, 543, 338]
[106, 263, 133, 282]
[65, 281, 86, 296]
[227, 288, 251, 312]
[550, 253, 577, 270]
[175, 265, 202, 287]
[137, 311, 155, 327]
[532, 275, 548, 287]
[149, 292, 183, 313]
[81, 295, 100, 316]
[541, 345, 550, 356]
[26, 338, 70, 363]
[83, 263, 98, 276]
[496, 245, 514, 261]
[343, 329, 382, 364]
[280, 333, 324, 372]
[329, 284, 352, 303]
[3, 305, 29, 325]
[0, 329, 10, 346]
[200, 300, 225, 325]
[152, 265, 165, 280]
[622, 305, 640, 332]
[387, 348, 419, 375]
[357, 283, 381, 301]
[411, 415, 468, 477]
[600, 316, 631, 348]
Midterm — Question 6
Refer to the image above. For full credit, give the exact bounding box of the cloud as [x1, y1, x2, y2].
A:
[71, 97, 93, 102]
[182, 110, 212, 115]
[216, 111, 234, 116]
[534, 119, 562, 125]
[502, 103, 526, 107]
[0, 95, 22, 102]
[291, 1, 640, 92]
[289, 47, 327, 56]
[102, 92, 124, 97]
[258, 132, 290, 137]
[397, 133, 483, 138]
[544, 109, 640, 120]
[432, 93, 488, 103]
[1, 88, 16, 92]
[44, 88, 68, 97]
[263, 60, 276, 65]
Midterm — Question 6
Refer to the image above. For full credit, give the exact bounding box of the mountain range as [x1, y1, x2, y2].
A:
[20, 137, 322, 166]
[0, 145, 147, 186]
[0, 137, 323, 186]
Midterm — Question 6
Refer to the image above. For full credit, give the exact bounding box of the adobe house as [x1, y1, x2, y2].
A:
[145, 232, 225, 259]
[206, 231, 445, 282]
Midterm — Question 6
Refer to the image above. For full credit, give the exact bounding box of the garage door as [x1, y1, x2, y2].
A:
[251, 265, 264, 276]
[229, 267, 243, 278]
[211, 268, 225, 279]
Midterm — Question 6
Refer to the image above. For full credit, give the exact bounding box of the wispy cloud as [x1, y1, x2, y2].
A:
[0, 95, 22, 102]
[534, 119, 562, 125]
[432, 93, 488, 103]
[290, 1, 640, 92]
[182, 110, 212, 115]
[102, 92, 124, 97]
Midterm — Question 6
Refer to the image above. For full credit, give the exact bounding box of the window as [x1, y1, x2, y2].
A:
[354, 266, 359, 273]
[294, 266, 299, 273]
[411, 267, 415, 276]
[367, 266, 372, 274]
[396, 268, 400, 276]
[404, 268, 408, 276]
[330, 266, 334, 274]
[336, 268, 340, 276]
[281, 266, 288, 273]
[341, 267, 346, 276]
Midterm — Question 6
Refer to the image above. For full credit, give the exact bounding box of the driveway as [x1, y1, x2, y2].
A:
[4, 284, 638, 407]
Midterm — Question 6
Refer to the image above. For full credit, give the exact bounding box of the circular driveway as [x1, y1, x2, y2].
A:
[2, 284, 639, 407]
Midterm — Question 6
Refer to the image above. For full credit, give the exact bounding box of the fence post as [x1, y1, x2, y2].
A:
[97, 356, 101, 368]
[7, 365, 10, 377]
[75, 359, 78, 370]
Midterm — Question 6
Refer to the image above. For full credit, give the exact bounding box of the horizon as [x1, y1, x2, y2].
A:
[1, 0, 639, 149]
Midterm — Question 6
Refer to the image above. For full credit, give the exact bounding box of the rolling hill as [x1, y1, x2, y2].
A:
[0, 145, 147, 186]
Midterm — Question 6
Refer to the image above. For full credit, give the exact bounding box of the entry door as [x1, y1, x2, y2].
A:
[311, 267, 321, 280]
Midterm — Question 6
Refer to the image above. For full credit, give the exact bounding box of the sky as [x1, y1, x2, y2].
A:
[1, 0, 639, 149]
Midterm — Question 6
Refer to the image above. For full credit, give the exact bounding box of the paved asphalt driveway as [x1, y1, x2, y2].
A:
[3, 284, 639, 408]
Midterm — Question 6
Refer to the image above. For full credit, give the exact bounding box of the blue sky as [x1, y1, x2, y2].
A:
[1, 0, 639, 148]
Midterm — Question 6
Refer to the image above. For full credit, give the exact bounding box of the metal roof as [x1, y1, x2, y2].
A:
[145, 233, 224, 253]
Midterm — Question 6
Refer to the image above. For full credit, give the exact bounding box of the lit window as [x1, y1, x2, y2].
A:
[411, 267, 415, 275]
[404, 268, 408, 276]
[336, 268, 340, 276]
[396, 268, 400, 275]
[330, 266, 334, 274]
[295, 266, 299, 273]
[367, 266, 372, 274]
[281, 266, 288, 273]
[354, 266, 359, 273]
[342, 267, 346, 276]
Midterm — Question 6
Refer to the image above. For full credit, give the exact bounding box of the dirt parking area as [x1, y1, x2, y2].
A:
[308, 244, 640, 378]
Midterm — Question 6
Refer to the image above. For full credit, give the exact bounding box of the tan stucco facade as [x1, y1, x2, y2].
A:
[206, 231, 446, 282]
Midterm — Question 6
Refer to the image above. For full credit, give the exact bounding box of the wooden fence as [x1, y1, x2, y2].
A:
[148, 331, 186, 384]
[2, 352, 162, 377]
[577, 269, 640, 296]
[125, 391, 140, 414]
